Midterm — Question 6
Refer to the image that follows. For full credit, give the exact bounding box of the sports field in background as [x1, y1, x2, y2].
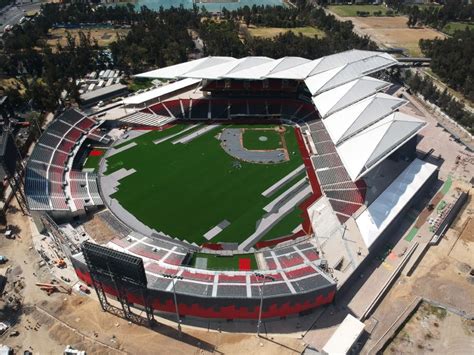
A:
[105, 123, 304, 246]
[328, 5, 391, 17]
[247, 25, 326, 39]
[442, 22, 474, 36]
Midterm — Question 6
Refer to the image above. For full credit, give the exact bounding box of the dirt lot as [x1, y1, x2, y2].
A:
[384, 301, 474, 354]
[363, 190, 474, 352]
[47, 28, 129, 49]
[342, 16, 445, 56]
[81, 214, 118, 245]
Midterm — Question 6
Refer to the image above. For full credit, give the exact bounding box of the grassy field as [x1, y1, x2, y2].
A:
[105, 123, 303, 246]
[242, 128, 283, 150]
[442, 22, 474, 35]
[47, 28, 129, 49]
[259, 207, 303, 242]
[83, 148, 107, 171]
[328, 5, 390, 17]
[191, 253, 258, 271]
[247, 26, 325, 39]
[128, 79, 155, 92]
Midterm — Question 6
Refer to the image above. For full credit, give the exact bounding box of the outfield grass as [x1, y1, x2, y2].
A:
[248, 26, 325, 39]
[83, 148, 106, 171]
[328, 5, 390, 17]
[105, 123, 302, 246]
[259, 207, 304, 242]
[442, 22, 474, 36]
[242, 128, 283, 150]
[191, 253, 258, 271]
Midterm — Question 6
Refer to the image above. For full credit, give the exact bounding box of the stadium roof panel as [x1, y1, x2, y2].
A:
[185, 56, 273, 79]
[336, 112, 426, 181]
[356, 158, 437, 248]
[307, 49, 383, 76]
[135, 50, 399, 84]
[305, 55, 397, 95]
[135, 57, 236, 79]
[122, 78, 201, 105]
[223, 56, 310, 79]
[323, 93, 407, 145]
[312, 76, 391, 118]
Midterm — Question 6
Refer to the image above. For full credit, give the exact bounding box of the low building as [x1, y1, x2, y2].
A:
[79, 83, 128, 107]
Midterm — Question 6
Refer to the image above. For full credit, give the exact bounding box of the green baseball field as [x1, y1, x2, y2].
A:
[104, 123, 305, 246]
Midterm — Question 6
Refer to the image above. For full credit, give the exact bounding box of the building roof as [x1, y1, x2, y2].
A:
[335, 112, 426, 181]
[312, 76, 391, 118]
[134, 50, 399, 85]
[122, 78, 201, 106]
[186, 56, 273, 79]
[303, 54, 396, 95]
[135, 57, 236, 79]
[80, 83, 128, 102]
[322, 314, 365, 354]
[323, 93, 407, 145]
[356, 158, 437, 248]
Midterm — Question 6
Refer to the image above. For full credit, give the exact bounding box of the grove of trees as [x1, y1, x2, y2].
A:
[419, 29, 474, 101]
[404, 71, 473, 133]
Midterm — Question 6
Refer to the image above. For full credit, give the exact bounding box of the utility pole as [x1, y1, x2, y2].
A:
[162, 273, 184, 337]
[254, 272, 275, 338]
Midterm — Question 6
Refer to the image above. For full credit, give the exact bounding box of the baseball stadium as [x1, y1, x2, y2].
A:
[23, 50, 438, 322]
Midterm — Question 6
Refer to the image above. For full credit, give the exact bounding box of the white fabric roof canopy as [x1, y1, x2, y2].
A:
[324, 93, 407, 145]
[312, 76, 391, 118]
[356, 158, 437, 248]
[122, 78, 201, 106]
[335, 112, 426, 181]
[135, 50, 398, 84]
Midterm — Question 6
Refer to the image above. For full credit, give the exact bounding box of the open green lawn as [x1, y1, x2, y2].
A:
[242, 128, 283, 150]
[259, 206, 304, 242]
[105, 123, 303, 246]
[191, 253, 258, 271]
[247, 26, 325, 39]
[328, 5, 390, 17]
[127, 78, 155, 92]
[442, 22, 474, 36]
[83, 148, 107, 171]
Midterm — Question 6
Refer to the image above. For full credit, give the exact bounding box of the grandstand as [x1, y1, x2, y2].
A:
[24, 50, 439, 321]
[25, 109, 105, 212]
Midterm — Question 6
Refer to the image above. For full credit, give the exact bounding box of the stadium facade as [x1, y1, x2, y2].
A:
[24, 50, 438, 320]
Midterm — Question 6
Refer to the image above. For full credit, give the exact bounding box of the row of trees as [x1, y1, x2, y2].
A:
[109, 6, 198, 72]
[419, 29, 474, 101]
[386, 0, 474, 29]
[404, 71, 473, 133]
[199, 6, 375, 59]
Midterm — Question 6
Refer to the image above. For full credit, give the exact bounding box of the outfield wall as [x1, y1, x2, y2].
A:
[71, 256, 336, 320]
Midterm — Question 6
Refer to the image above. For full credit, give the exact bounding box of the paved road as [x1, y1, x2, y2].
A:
[0, 1, 42, 32]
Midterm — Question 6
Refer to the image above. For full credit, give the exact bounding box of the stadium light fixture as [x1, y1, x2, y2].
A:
[254, 273, 276, 337]
[162, 273, 184, 337]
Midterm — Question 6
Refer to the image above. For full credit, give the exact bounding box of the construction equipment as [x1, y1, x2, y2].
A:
[54, 259, 66, 268]
[79, 284, 90, 294]
[36, 283, 72, 296]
